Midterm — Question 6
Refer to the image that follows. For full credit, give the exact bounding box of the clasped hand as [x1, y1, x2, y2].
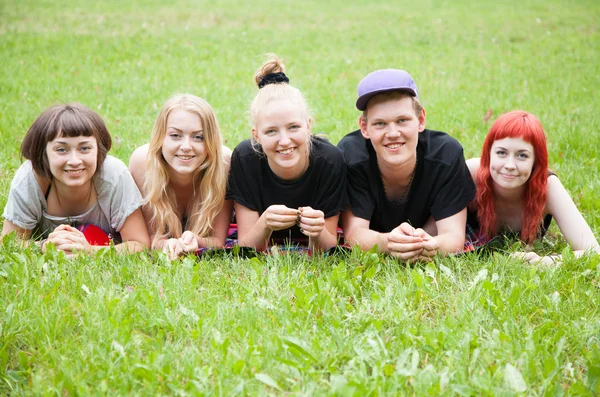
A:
[45, 225, 92, 256]
[163, 231, 198, 260]
[387, 222, 439, 262]
[264, 205, 325, 238]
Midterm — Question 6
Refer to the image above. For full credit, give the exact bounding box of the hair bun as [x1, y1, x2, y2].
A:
[254, 54, 286, 87]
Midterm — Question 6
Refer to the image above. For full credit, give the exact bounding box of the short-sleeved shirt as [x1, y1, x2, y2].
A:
[338, 129, 476, 233]
[226, 136, 348, 241]
[2, 155, 143, 239]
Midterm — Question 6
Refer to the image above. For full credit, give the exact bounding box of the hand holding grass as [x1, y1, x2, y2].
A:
[298, 207, 325, 238]
[263, 205, 301, 231]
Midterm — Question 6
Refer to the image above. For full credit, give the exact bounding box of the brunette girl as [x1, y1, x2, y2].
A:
[2, 103, 149, 253]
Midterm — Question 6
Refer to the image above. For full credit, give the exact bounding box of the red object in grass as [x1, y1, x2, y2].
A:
[76, 224, 111, 246]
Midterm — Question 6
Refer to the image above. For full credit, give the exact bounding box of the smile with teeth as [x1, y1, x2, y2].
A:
[176, 155, 195, 160]
[278, 148, 296, 155]
[385, 142, 405, 149]
[65, 169, 84, 175]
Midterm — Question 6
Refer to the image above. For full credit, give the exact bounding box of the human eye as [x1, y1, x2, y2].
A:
[80, 146, 92, 152]
[290, 124, 301, 130]
[193, 134, 204, 142]
[398, 118, 409, 123]
[265, 129, 277, 135]
[374, 121, 386, 127]
[169, 132, 181, 139]
[495, 149, 506, 156]
[55, 147, 68, 154]
[517, 152, 529, 160]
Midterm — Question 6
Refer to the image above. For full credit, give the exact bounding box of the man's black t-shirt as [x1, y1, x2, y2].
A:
[227, 136, 348, 240]
[338, 129, 475, 233]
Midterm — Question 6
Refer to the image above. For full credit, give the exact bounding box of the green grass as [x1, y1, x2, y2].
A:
[1, 0, 600, 394]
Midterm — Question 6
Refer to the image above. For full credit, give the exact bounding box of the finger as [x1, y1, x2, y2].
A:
[422, 238, 439, 251]
[299, 216, 325, 227]
[399, 222, 417, 236]
[270, 205, 302, 216]
[300, 228, 321, 237]
[181, 232, 194, 245]
[388, 241, 424, 253]
[388, 233, 423, 244]
[390, 248, 423, 261]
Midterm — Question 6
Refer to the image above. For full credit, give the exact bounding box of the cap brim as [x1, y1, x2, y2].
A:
[356, 87, 418, 111]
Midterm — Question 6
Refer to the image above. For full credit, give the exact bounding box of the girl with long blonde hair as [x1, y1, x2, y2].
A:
[129, 94, 232, 258]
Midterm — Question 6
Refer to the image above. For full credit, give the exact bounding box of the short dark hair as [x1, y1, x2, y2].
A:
[21, 103, 112, 180]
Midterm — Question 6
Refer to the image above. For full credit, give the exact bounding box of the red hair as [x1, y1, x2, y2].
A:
[476, 111, 549, 243]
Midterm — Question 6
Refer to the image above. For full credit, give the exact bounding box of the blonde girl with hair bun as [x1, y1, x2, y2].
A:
[129, 94, 233, 259]
[227, 54, 348, 252]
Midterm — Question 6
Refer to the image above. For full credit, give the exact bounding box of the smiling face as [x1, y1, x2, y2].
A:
[161, 109, 207, 177]
[252, 99, 311, 180]
[45, 135, 98, 189]
[489, 137, 535, 191]
[360, 95, 425, 170]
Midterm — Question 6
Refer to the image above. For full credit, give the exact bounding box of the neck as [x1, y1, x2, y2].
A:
[169, 169, 195, 188]
[493, 183, 525, 202]
[54, 180, 94, 203]
[378, 154, 417, 184]
[270, 155, 309, 181]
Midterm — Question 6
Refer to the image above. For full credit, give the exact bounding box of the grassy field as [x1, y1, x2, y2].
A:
[1, 0, 600, 394]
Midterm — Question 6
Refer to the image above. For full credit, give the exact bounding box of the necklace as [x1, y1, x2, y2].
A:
[381, 155, 418, 205]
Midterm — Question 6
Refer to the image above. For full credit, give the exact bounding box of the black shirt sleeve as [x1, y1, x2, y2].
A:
[430, 146, 476, 221]
[226, 140, 262, 212]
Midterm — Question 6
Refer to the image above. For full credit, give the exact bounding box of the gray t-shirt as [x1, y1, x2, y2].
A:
[3, 155, 143, 239]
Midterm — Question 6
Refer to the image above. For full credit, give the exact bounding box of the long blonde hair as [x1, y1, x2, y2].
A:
[144, 94, 226, 244]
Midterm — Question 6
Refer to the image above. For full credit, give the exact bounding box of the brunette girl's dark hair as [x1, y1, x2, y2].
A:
[21, 103, 112, 180]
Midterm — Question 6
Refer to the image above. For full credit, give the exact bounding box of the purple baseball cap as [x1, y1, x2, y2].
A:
[356, 69, 419, 111]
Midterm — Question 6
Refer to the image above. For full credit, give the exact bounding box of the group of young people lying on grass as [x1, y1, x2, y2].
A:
[3, 55, 599, 264]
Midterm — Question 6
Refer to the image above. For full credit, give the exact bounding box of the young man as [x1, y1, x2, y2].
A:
[338, 69, 475, 261]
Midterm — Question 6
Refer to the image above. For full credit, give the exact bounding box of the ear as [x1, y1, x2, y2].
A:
[306, 118, 312, 134]
[251, 127, 259, 144]
[418, 108, 427, 133]
[358, 116, 370, 139]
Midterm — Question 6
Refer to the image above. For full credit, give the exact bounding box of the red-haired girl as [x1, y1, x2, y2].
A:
[467, 110, 599, 265]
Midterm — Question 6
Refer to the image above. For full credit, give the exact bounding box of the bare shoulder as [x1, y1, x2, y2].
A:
[465, 157, 480, 180]
[128, 144, 150, 191]
[129, 144, 150, 169]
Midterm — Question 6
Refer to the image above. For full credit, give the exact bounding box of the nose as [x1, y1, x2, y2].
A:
[504, 156, 516, 170]
[279, 131, 291, 146]
[386, 123, 401, 138]
[180, 136, 192, 151]
[67, 151, 83, 165]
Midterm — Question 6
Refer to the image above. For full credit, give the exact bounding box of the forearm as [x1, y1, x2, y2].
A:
[346, 227, 390, 254]
[197, 235, 226, 248]
[105, 240, 147, 253]
[434, 232, 465, 256]
[237, 214, 273, 251]
[309, 228, 338, 252]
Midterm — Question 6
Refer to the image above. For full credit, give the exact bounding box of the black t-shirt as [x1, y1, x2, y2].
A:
[338, 129, 475, 233]
[226, 136, 348, 240]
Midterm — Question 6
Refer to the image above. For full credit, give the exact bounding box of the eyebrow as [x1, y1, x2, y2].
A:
[167, 127, 204, 133]
[370, 114, 413, 122]
[494, 146, 532, 153]
[53, 140, 94, 145]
